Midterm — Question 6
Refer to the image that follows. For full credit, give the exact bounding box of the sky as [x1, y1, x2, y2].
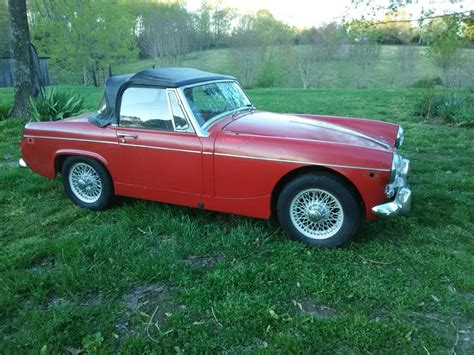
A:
[186, 0, 473, 29]
[186, 0, 351, 28]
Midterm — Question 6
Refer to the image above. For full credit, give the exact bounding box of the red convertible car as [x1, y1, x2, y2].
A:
[19, 68, 411, 247]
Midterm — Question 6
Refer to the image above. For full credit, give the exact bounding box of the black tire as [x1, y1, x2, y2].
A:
[277, 173, 362, 248]
[61, 156, 114, 210]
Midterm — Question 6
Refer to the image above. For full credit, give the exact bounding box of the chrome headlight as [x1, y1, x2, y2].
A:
[395, 126, 404, 149]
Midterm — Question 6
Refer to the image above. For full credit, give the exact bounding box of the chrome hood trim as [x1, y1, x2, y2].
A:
[288, 115, 391, 150]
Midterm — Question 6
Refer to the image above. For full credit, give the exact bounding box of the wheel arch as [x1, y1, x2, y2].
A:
[54, 150, 109, 175]
[270, 165, 365, 218]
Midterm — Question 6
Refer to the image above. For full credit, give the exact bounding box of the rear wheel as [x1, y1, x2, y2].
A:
[277, 173, 362, 248]
[61, 156, 114, 210]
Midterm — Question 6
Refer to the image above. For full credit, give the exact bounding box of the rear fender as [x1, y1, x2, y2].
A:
[54, 149, 109, 174]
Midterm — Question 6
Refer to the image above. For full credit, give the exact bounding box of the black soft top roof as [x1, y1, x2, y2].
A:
[89, 67, 235, 127]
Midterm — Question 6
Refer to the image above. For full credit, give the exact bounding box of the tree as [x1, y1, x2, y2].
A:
[376, 11, 414, 44]
[211, 2, 235, 48]
[345, 20, 381, 88]
[231, 11, 291, 88]
[397, 44, 419, 87]
[31, 0, 137, 86]
[195, 1, 212, 50]
[461, 12, 474, 43]
[294, 23, 344, 89]
[0, 1, 10, 57]
[7, 0, 42, 118]
[231, 15, 260, 88]
[139, 2, 192, 67]
[426, 16, 464, 87]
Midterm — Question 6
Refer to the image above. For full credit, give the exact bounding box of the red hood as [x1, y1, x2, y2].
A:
[223, 111, 398, 151]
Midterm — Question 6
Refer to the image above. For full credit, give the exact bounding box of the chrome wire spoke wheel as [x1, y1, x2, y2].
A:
[289, 188, 344, 240]
[68, 162, 103, 203]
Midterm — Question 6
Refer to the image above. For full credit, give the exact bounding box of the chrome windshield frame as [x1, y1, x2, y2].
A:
[176, 79, 253, 138]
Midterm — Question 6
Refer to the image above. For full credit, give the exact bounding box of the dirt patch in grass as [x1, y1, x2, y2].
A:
[81, 290, 101, 307]
[115, 284, 185, 341]
[410, 311, 473, 353]
[239, 338, 269, 352]
[28, 256, 56, 271]
[182, 254, 225, 269]
[293, 299, 340, 320]
[459, 292, 474, 302]
[371, 309, 391, 322]
[47, 298, 71, 308]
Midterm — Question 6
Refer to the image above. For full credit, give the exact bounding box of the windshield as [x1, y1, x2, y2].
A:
[183, 81, 251, 128]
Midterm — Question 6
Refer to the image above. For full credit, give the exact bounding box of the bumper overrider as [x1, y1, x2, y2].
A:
[18, 158, 28, 168]
[372, 153, 412, 217]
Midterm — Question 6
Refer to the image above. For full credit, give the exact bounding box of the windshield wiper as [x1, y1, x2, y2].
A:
[231, 104, 255, 119]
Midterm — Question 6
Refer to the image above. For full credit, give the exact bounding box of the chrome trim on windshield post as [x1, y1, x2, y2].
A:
[176, 79, 254, 138]
[166, 88, 196, 134]
[176, 87, 209, 138]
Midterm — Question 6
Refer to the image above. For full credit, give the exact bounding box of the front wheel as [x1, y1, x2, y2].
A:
[277, 173, 362, 248]
[61, 156, 114, 210]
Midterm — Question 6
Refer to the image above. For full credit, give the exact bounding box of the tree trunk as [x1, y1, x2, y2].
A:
[7, 0, 34, 118]
[83, 66, 88, 87]
[91, 65, 98, 87]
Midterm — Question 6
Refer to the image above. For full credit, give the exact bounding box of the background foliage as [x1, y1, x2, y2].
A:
[1, 1, 470, 89]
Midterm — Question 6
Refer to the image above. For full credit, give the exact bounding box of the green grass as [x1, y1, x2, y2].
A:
[0, 87, 473, 353]
[112, 45, 473, 89]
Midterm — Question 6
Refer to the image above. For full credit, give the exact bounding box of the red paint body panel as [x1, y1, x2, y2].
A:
[296, 114, 399, 148]
[21, 110, 398, 220]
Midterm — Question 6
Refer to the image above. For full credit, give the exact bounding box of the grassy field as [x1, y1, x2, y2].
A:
[111, 45, 473, 89]
[0, 86, 473, 353]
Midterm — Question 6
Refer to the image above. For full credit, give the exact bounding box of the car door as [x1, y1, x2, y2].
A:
[112, 86, 203, 195]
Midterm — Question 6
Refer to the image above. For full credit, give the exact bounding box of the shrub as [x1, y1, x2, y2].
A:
[413, 90, 435, 118]
[255, 59, 282, 88]
[436, 94, 466, 124]
[414, 91, 474, 127]
[411, 77, 443, 88]
[29, 88, 84, 121]
[0, 104, 12, 120]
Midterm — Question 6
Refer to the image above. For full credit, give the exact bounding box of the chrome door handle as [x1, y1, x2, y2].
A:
[117, 132, 137, 139]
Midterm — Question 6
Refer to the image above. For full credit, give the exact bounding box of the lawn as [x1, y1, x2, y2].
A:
[112, 45, 473, 89]
[0, 87, 473, 353]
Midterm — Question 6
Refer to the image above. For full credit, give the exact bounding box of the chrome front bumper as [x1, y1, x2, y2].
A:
[372, 158, 412, 217]
[18, 158, 28, 168]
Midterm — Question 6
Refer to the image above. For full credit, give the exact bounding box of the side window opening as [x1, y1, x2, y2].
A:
[119, 87, 174, 131]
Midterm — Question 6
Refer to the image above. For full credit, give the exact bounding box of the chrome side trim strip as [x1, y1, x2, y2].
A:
[288, 116, 391, 150]
[23, 135, 388, 171]
[294, 114, 399, 127]
[23, 135, 117, 145]
[24, 134, 206, 155]
[121, 143, 201, 154]
[214, 152, 390, 172]
[225, 132, 390, 152]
